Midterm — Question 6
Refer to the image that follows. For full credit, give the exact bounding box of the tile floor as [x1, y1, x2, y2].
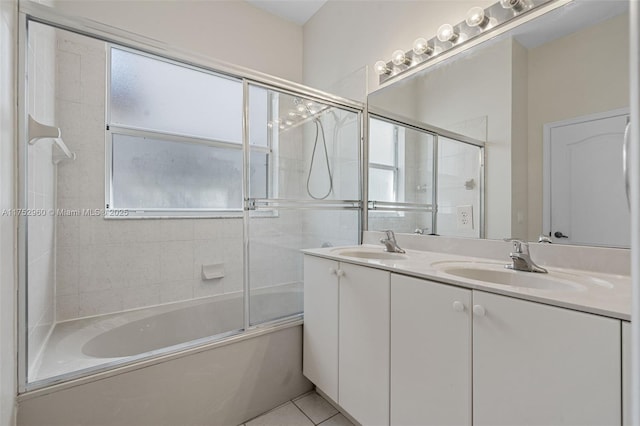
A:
[242, 390, 354, 426]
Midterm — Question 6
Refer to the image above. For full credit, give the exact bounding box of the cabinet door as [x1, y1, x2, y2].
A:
[390, 274, 472, 426]
[473, 291, 621, 426]
[623, 321, 630, 426]
[303, 255, 339, 401]
[339, 263, 390, 426]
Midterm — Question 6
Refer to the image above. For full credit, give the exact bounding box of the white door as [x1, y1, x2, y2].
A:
[545, 110, 630, 247]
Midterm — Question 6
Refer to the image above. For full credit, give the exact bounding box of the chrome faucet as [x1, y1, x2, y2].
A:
[504, 239, 547, 273]
[380, 230, 406, 253]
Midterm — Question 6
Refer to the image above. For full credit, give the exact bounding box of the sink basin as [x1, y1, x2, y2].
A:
[441, 266, 584, 292]
[334, 248, 408, 260]
[430, 261, 593, 292]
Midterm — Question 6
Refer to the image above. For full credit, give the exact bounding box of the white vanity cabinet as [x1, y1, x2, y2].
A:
[303, 255, 339, 401]
[302, 255, 390, 426]
[390, 274, 472, 426]
[623, 321, 631, 426]
[472, 291, 621, 426]
[303, 254, 625, 426]
[339, 262, 390, 426]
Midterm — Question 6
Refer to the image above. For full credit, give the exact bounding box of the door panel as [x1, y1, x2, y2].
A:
[473, 291, 621, 426]
[391, 274, 472, 426]
[339, 263, 390, 426]
[549, 112, 629, 247]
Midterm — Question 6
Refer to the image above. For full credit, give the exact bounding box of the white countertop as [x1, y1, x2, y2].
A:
[303, 244, 632, 321]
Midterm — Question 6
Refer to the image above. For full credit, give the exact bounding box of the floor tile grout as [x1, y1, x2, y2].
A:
[317, 412, 340, 426]
[242, 390, 352, 426]
[291, 400, 316, 425]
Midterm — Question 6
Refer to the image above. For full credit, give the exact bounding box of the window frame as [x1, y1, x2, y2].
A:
[368, 124, 406, 217]
[369, 125, 400, 202]
[104, 45, 273, 218]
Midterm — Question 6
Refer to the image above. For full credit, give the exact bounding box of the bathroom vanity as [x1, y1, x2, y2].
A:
[302, 240, 631, 426]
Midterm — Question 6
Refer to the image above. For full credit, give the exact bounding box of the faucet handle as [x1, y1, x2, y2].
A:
[504, 238, 528, 254]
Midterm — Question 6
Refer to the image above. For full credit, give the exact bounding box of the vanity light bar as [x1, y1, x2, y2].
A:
[376, 0, 552, 84]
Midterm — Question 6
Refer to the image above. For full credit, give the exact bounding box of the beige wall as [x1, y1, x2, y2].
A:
[303, 0, 494, 93]
[0, 0, 17, 423]
[526, 14, 629, 240]
[52, 0, 303, 83]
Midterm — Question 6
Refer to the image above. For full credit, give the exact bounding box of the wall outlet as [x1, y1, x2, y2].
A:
[457, 205, 473, 230]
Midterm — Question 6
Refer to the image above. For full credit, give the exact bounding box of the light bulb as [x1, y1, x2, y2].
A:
[412, 37, 433, 56]
[267, 122, 273, 129]
[296, 104, 306, 113]
[466, 7, 490, 28]
[306, 101, 314, 108]
[437, 24, 459, 43]
[500, 0, 526, 12]
[309, 108, 318, 114]
[374, 60, 390, 75]
[391, 49, 409, 66]
[288, 111, 296, 117]
[301, 114, 308, 119]
[285, 120, 293, 126]
[279, 124, 285, 130]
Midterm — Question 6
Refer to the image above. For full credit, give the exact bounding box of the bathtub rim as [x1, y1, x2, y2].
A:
[18, 315, 303, 400]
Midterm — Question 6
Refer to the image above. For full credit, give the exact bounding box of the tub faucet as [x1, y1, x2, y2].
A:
[504, 239, 547, 273]
[380, 230, 405, 253]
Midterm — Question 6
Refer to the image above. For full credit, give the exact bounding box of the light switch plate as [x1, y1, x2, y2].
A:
[457, 205, 473, 230]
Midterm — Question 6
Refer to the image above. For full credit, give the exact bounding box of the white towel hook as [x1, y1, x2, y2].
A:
[28, 114, 76, 164]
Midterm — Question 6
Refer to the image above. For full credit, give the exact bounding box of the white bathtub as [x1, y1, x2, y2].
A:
[33, 284, 303, 381]
[20, 284, 310, 426]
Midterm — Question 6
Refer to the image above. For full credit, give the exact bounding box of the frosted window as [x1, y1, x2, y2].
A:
[249, 86, 269, 147]
[369, 168, 395, 202]
[369, 118, 396, 166]
[110, 48, 242, 142]
[250, 151, 269, 199]
[111, 134, 242, 210]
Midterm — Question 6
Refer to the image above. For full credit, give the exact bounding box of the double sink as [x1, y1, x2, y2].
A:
[331, 247, 613, 293]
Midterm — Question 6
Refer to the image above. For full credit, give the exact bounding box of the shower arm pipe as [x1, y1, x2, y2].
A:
[28, 115, 76, 163]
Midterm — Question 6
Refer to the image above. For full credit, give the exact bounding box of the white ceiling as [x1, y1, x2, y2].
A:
[513, 0, 628, 49]
[245, 0, 327, 25]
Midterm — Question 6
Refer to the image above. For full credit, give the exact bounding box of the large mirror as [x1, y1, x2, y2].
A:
[368, 0, 630, 248]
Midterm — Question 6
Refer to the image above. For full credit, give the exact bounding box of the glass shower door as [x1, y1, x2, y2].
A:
[246, 84, 361, 326]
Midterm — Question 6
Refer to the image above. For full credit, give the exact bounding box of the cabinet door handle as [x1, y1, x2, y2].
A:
[329, 267, 337, 275]
[336, 269, 345, 277]
[452, 301, 465, 312]
[473, 304, 486, 317]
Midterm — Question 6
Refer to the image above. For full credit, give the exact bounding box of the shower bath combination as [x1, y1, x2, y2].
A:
[19, 19, 363, 398]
